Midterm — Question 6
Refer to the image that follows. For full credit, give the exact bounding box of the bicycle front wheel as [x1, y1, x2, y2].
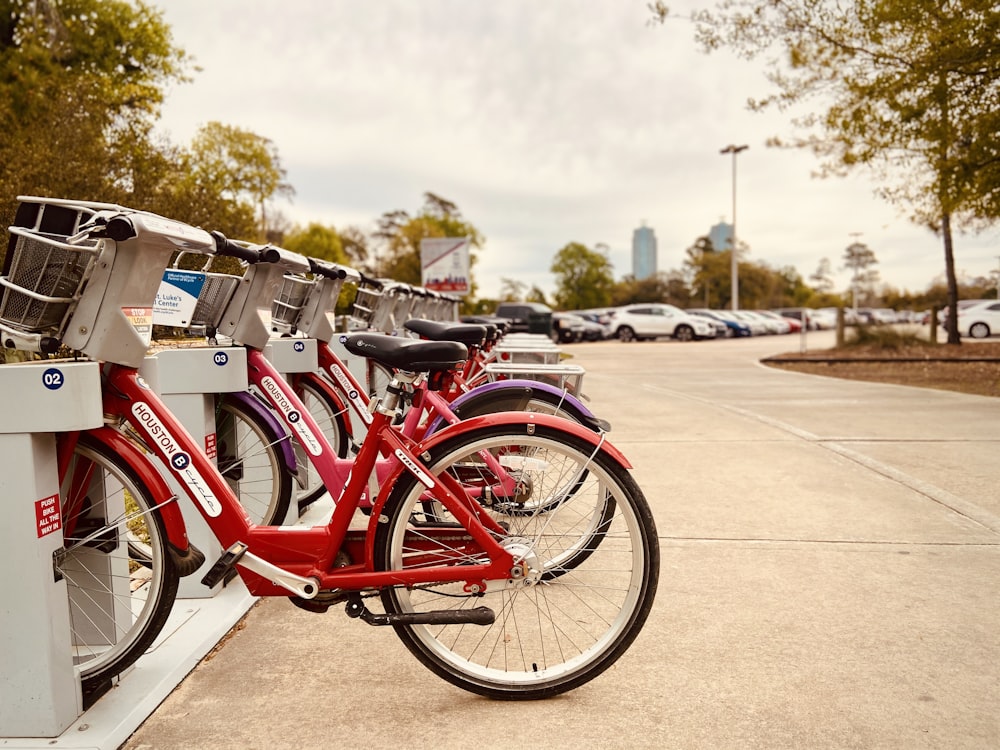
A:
[58, 433, 180, 693]
[373, 423, 659, 700]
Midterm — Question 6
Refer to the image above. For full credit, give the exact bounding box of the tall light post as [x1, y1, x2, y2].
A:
[720, 144, 748, 310]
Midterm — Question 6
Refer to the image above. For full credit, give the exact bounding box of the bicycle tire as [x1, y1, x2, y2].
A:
[294, 373, 350, 510]
[373, 422, 659, 700]
[58, 432, 180, 692]
[367, 360, 394, 398]
[216, 394, 293, 525]
[431, 384, 603, 438]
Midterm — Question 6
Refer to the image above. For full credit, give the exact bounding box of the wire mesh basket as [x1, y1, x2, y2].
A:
[271, 273, 314, 329]
[189, 272, 241, 329]
[350, 283, 382, 329]
[0, 227, 101, 334]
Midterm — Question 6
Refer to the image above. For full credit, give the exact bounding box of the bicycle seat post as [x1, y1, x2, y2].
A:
[375, 370, 418, 418]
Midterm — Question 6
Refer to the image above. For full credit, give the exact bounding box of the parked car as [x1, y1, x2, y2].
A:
[551, 312, 587, 343]
[573, 314, 609, 342]
[685, 309, 732, 338]
[753, 310, 793, 334]
[871, 308, 898, 325]
[774, 307, 817, 330]
[813, 308, 843, 328]
[941, 299, 991, 330]
[688, 308, 752, 338]
[724, 310, 769, 336]
[494, 302, 553, 335]
[607, 303, 716, 342]
[575, 310, 614, 339]
[956, 300, 1000, 339]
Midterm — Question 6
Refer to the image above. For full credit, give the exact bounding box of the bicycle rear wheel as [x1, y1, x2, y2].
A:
[374, 423, 659, 699]
[216, 394, 293, 525]
[58, 433, 179, 693]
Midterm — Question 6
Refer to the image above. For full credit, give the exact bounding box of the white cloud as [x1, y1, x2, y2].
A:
[153, 0, 1000, 301]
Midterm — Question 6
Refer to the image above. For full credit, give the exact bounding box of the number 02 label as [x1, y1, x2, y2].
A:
[42, 368, 64, 390]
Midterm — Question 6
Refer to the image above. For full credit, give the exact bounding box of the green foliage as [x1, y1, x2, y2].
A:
[375, 192, 484, 298]
[0, 0, 192, 227]
[499, 277, 528, 302]
[186, 122, 294, 240]
[550, 242, 615, 310]
[283, 223, 347, 265]
[658, 0, 1000, 344]
[845, 325, 931, 350]
[611, 272, 675, 306]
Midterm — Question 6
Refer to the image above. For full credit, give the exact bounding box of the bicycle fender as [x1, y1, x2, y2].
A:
[366, 411, 631, 549]
[426, 380, 606, 435]
[85, 426, 203, 576]
[223, 390, 298, 472]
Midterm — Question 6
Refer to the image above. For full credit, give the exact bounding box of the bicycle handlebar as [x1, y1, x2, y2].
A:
[210, 231, 280, 264]
[307, 257, 349, 281]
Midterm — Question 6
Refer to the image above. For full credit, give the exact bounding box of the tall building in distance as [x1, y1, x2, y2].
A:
[632, 223, 657, 280]
[708, 221, 733, 252]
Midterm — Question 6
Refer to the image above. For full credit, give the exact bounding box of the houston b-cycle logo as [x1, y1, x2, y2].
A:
[326, 363, 371, 425]
[261, 376, 323, 456]
[131, 401, 222, 517]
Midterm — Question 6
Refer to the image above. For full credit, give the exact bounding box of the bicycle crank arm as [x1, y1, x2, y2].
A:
[345, 596, 495, 627]
[236, 550, 320, 599]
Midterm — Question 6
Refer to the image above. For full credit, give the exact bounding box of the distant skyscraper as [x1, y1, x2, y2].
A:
[632, 223, 657, 280]
[708, 221, 733, 252]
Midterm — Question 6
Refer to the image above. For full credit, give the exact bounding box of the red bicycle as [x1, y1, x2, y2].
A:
[1, 197, 659, 702]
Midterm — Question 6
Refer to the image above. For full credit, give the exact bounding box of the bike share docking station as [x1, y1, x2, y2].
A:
[263, 334, 320, 516]
[138, 344, 249, 597]
[0, 352, 260, 747]
[0, 360, 101, 737]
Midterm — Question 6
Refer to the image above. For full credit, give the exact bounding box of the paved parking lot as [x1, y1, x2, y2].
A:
[123, 331, 1000, 750]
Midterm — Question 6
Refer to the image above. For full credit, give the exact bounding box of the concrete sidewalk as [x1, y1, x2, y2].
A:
[121, 331, 1000, 750]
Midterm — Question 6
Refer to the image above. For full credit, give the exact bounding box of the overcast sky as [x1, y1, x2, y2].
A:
[152, 0, 1000, 302]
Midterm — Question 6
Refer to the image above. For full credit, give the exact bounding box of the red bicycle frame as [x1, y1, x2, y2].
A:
[87, 360, 534, 598]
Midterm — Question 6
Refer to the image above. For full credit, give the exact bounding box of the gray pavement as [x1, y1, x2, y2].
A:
[123, 331, 1000, 750]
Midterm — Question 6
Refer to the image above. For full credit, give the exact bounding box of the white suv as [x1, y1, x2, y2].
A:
[608, 303, 716, 342]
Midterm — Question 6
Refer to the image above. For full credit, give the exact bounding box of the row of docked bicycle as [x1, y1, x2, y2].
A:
[0, 196, 659, 717]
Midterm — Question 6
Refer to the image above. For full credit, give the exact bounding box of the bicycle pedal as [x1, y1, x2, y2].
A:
[200, 541, 248, 589]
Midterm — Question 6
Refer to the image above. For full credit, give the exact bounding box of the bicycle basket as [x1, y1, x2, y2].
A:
[0, 228, 101, 334]
[271, 273, 313, 329]
[350, 284, 381, 328]
[189, 272, 240, 329]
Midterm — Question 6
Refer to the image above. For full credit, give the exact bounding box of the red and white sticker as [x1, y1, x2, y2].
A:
[123, 306, 153, 346]
[205, 432, 218, 460]
[36, 494, 62, 538]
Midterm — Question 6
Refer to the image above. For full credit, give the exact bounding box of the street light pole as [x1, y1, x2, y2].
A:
[720, 144, 748, 310]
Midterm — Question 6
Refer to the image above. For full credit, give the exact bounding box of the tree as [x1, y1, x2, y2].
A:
[337, 225, 373, 271]
[282, 223, 348, 265]
[843, 241, 880, 308]
[683, 235, 720, 307]
[0, 0, 192, 227]
[611, 272, 675, 306]
[653, 0, 1000, 343]
[186, 121, 294, 240]
[550, 242, 615, 310]
[810, 258, 835, 294]
[374, 193, 484, 301]
[499, 277, 528, 302]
